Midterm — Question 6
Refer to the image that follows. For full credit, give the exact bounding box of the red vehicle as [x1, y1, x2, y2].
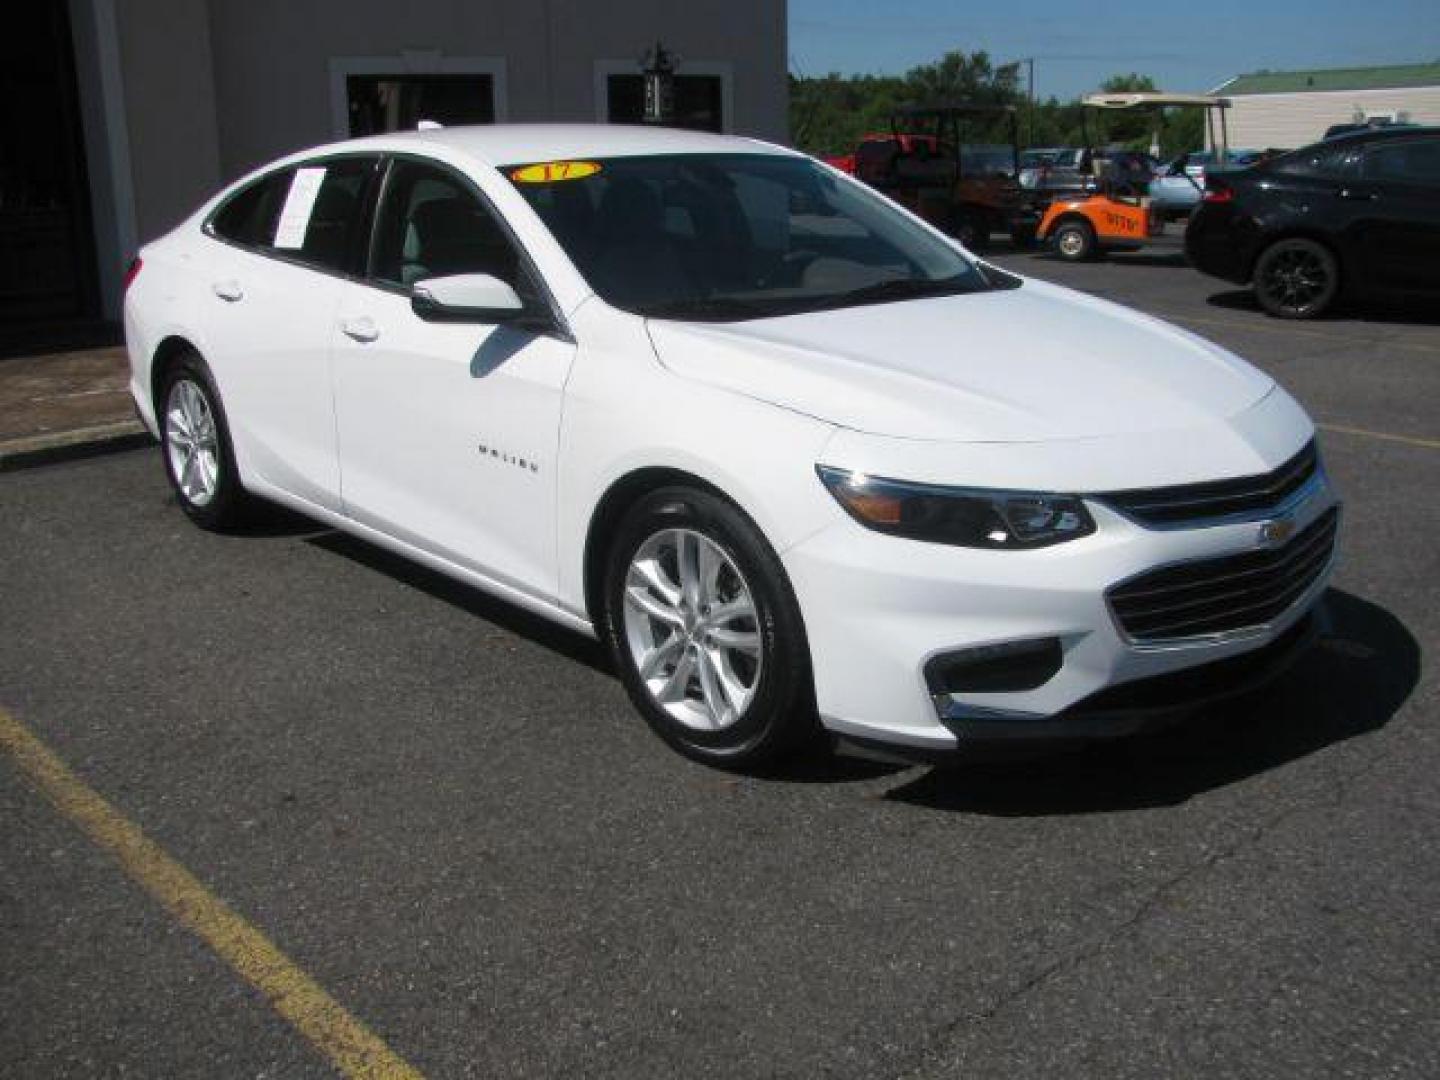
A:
[824, 132, 940, 176]
[826, 105, 1036, 248]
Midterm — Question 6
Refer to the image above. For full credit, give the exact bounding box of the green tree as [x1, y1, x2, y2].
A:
[787, 53, 1201, 158]
[902, 50, 1021, 107]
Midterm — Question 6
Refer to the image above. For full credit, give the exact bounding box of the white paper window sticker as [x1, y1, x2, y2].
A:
[273, 167, 327, 249]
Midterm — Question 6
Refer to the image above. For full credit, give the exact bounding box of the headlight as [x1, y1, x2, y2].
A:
[816, 466, 1095, 549]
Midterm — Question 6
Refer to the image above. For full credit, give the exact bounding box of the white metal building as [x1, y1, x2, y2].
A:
[5, 0, 788, 339]
[1212, 62, 1440, 151]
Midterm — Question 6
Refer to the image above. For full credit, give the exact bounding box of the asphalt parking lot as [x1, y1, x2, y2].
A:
[3, 239, 1438, 1078]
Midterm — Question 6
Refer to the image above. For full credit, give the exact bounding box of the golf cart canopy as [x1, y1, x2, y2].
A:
[1081, 93, 1231, 110]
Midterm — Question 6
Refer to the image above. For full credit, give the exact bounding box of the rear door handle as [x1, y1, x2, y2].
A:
[1338, 188, 1379, 201]
[212, 280, 243, 302]
[340, 316, 380, 343]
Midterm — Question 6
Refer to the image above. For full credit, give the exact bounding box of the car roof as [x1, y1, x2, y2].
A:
[1319, 124, 1440, 146]
[343, 123, 787, 166]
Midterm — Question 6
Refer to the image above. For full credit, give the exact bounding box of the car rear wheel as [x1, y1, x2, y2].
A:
[950, 210, 988, 251]
[1253, 238, 1339, 319]
[601, 486, 818, 769]
[159, 352, 249, 529]
[1052, 219, 1096, 261]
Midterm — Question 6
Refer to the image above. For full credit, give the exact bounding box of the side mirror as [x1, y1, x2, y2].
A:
[411, 273, 527, 323]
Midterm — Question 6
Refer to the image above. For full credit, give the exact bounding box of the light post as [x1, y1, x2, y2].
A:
[640, 40, 678, 125]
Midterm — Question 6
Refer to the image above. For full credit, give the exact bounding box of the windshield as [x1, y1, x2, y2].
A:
[504, 153, 995, 321]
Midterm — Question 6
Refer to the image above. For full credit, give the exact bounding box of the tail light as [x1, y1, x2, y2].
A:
[123, 255, 143, 291]
[1203, 182, 1234, 204]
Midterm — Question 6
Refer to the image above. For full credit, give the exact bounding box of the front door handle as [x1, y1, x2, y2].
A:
[1338, 188, 1379, 201]
[340, 316, 380, 343]
[212, 280, 243, 302]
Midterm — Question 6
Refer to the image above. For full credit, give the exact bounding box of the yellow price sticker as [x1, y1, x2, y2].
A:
[510, 161, 603, 183]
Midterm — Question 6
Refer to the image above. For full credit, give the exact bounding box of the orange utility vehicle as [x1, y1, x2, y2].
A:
[836, 103, 1037, 249]
[1036, 93, 1234, 260]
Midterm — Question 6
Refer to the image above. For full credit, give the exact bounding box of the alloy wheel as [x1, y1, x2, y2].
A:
[165, 378, 220, 507]
[1261, 247, 1330, 314]
[622, 528, 762, 731]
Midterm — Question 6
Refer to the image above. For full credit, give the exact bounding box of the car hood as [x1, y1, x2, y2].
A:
[645, 278, 1274, 443]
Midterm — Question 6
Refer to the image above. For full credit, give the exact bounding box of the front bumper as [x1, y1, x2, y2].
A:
[782, 468, 1340, 754]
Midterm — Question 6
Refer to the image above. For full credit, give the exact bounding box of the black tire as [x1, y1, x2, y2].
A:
[156, 351, 250, 530]
[1052, 219, 1097, 262]
[1253, 237, 1339, 319]
[951, 210, 988, 251]
[600, 486, 819, 770]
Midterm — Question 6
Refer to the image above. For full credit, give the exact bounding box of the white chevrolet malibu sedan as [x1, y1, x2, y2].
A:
[125, 124, 1339, 768]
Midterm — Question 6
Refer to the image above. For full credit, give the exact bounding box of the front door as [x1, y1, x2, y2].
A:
[331, 157, 574, 599]
[1352, 136, 1440, 297]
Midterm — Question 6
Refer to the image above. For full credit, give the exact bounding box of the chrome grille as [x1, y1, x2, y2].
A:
[1108, 507, 1339, 643]
[1099, 441, 1318, 527]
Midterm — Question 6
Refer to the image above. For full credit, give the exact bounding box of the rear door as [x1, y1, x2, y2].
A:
[201, 155, 379, 510]
[1352, 136, 1440, 297]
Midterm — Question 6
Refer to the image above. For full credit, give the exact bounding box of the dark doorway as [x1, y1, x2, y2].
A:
[0, 1, 100, 341]
[347, 74, 495, 136]
[606, 75, 725, 132]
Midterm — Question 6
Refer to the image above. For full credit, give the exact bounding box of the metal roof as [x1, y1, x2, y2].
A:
[1216, 62, 1440, 96]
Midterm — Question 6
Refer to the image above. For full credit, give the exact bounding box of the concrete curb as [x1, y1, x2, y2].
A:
[0, 420, 153, 473]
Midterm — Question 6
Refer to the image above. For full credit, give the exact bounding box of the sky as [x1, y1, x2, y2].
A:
[789, 0, 1440, 99]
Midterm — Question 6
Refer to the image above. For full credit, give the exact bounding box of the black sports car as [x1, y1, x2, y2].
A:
[1185, 127, 1440, 318]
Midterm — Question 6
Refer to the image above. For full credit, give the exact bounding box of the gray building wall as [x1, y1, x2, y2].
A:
[74, 0, 787, 317]
[131, 0, 786, 225]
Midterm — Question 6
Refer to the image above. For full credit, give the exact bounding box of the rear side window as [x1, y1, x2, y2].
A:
[210, 169, 293, 247]
[276, 157, 376, 274]
[1271, 144, 1361, 179]
[1364, 139, 1440, 185]
[209, 157, 376, 275]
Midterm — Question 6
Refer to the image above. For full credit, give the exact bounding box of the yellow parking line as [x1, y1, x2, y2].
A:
[1318, 422, 1440, 451]
[0, 706, 424, 1080]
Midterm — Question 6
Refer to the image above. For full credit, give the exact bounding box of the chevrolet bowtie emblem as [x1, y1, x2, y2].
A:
[1258, 517, 1296, 548]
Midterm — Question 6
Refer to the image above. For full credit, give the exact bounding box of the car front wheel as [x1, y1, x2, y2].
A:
[602, 486, 818, 769]
[1253, 238, 1339, 319]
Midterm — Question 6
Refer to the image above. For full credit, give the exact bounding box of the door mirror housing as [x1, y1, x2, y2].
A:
[411, 273, 527, 323]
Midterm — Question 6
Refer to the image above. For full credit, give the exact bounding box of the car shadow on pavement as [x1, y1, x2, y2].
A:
[1206, 288, 1440, 327]
[881, 589, 1418, 817]
[305, 530, 612, 675]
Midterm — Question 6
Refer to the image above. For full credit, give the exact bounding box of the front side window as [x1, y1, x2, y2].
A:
[505, 153, 994, 320]
[369, 159, 525, 290]
[1364, 139, 1440, 185]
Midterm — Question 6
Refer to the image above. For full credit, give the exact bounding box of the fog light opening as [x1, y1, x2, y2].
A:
[925, 638, 1064, 697]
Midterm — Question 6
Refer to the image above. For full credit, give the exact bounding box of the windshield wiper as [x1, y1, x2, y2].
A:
[801, 274, 987, 313]
[642, 296, 788, 322]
